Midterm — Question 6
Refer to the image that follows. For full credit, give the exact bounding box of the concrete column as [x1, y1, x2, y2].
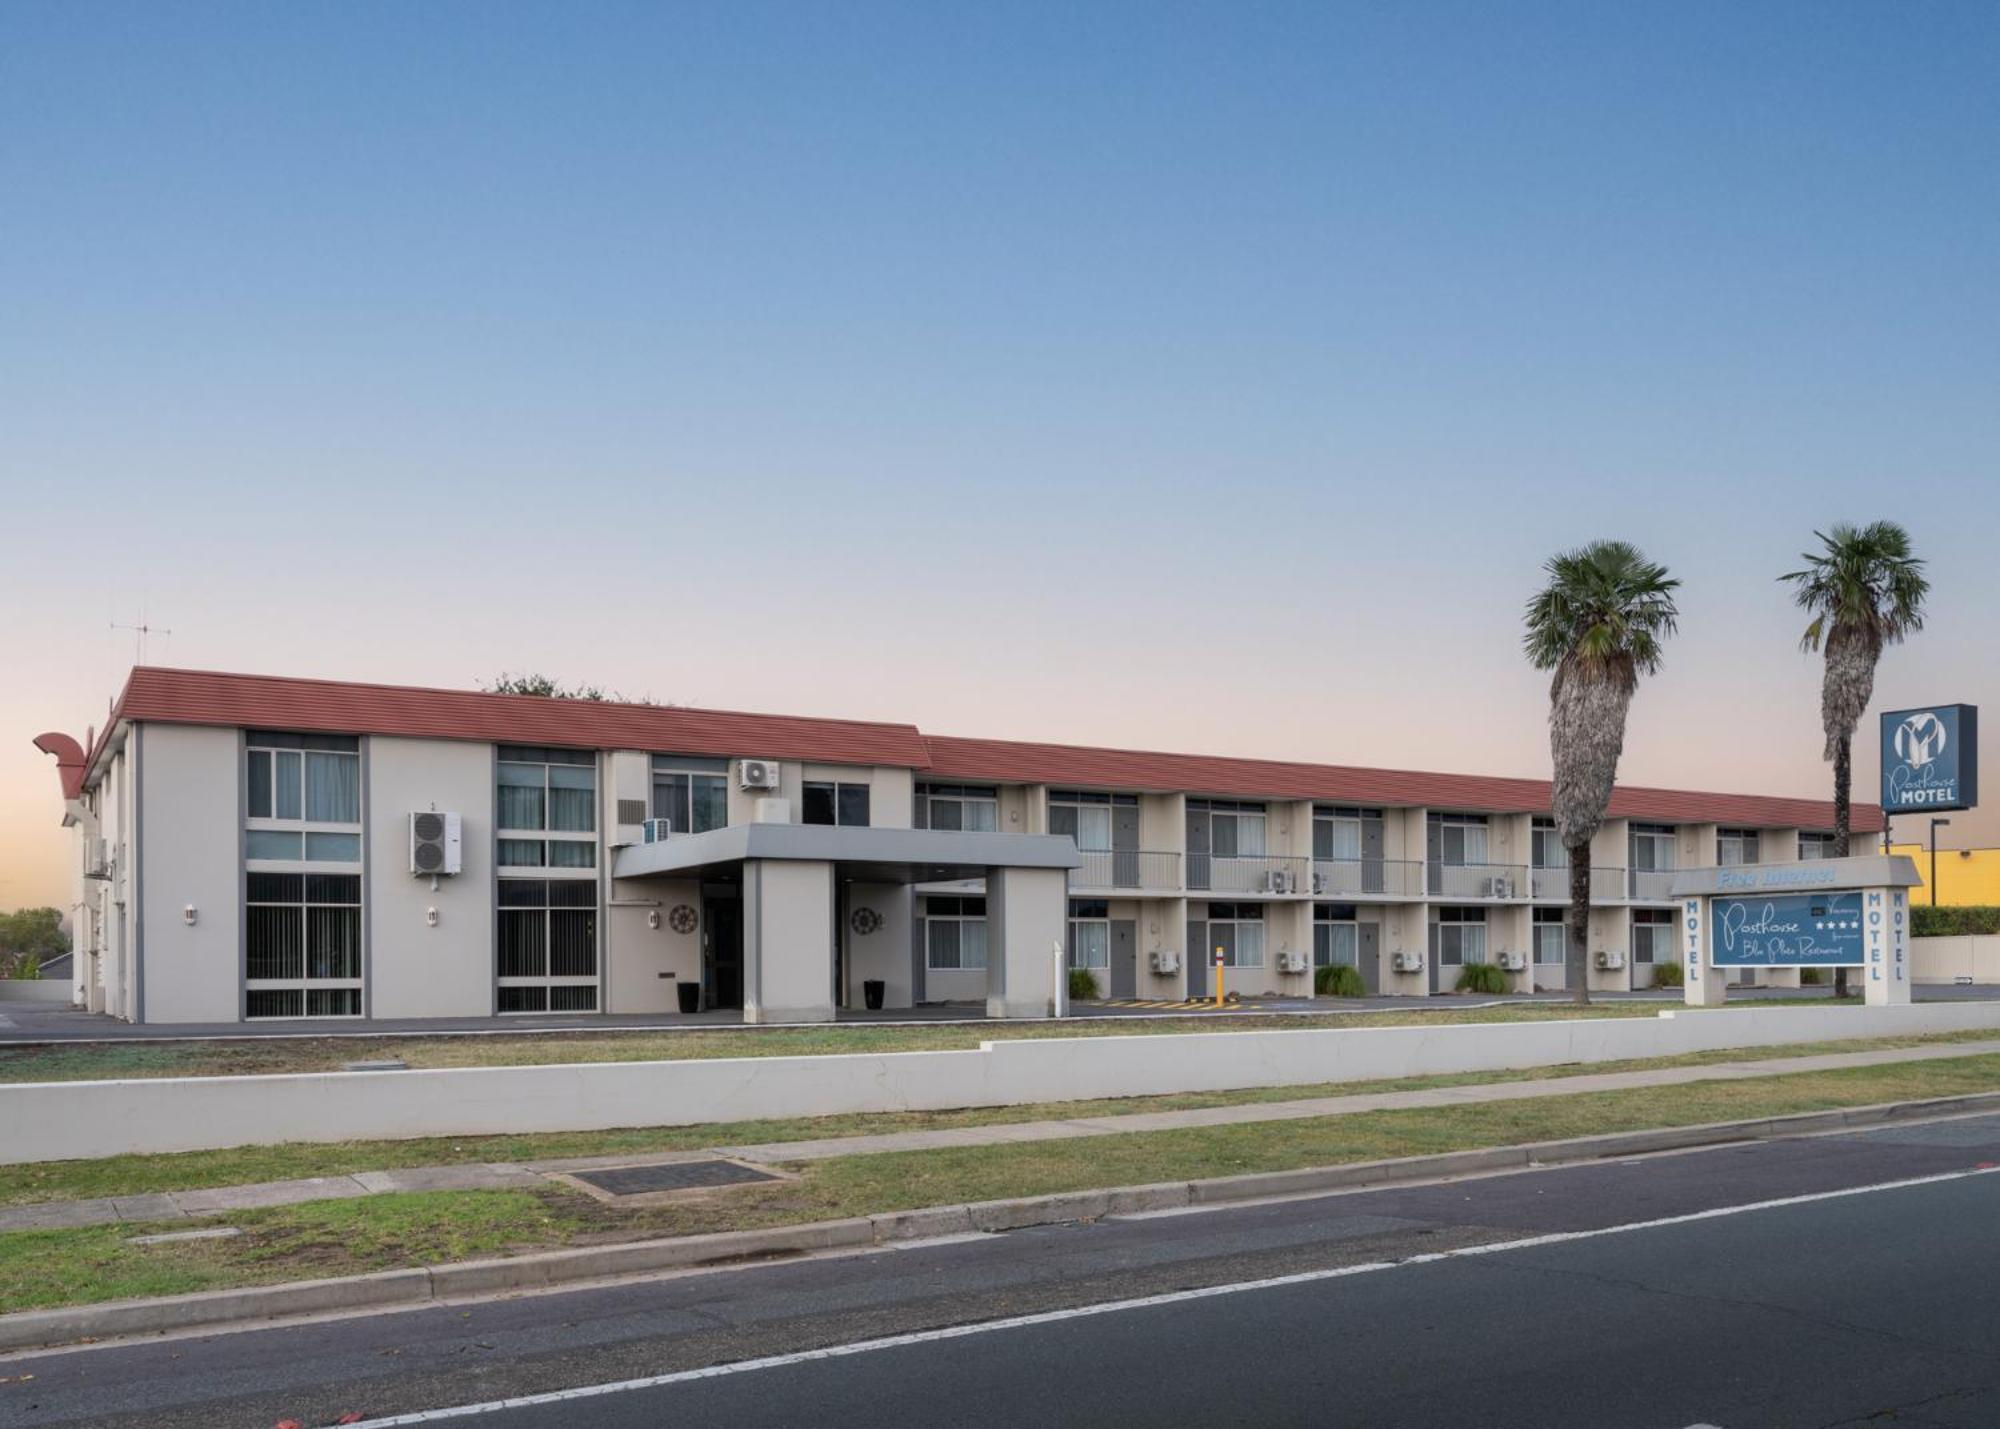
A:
[986, 865, 1066, 1019]
[742, 857, 836, 1024]
[1864, 886, 1913, 1007]
[1682, 895, 1727, 1006]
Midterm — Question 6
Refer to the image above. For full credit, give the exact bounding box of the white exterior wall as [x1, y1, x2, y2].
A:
[365, 736, 497, 1020]
[135, 724, 241, 1024]
[606, 876, 701, 1014]
[844, 882, 915, 1008]
[14, 1000, 1999, 1165]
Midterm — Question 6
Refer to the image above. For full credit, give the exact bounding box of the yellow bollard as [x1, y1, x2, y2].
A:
[1214, 946, 1226, 1008]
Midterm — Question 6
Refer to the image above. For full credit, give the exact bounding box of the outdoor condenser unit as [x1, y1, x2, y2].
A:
[739, 759, 780, 791]
[409, 811, 464, 877]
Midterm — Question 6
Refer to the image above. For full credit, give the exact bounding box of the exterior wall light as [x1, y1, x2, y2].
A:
[647, 910, 662, 930]
[183, 904, 197, 926]
[426, 907, 440, 928]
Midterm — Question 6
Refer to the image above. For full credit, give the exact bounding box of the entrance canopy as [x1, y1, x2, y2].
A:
[610, 824, 1082, 885]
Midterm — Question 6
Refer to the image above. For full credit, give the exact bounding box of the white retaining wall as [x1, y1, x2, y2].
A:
[7, 1000, 2000, 1165]
[1912, 935, 2000, 985]
[0, 982, 73, 1005]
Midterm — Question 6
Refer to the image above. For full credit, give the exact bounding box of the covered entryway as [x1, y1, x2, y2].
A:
[612, 817, 1081, 1022]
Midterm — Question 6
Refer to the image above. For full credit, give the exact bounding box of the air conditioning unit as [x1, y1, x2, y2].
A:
[84, 838, 113, 881]
[1265, 870, 1293, 894]
[739, 759, 780, 791]
[1391, 951, 1424, 974]
[1496, 950, 1528, 971]
[409, 811, 463, 877]
[642, 818, 673, 844]
[1149, 949, 1181, 974]
[1276, 949, 1308, 974]
[1311, 870, 1328, 894]
[1594, 949, 1626, 970]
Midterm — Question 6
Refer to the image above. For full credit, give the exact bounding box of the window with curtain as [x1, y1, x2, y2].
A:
[1531, 818, 1563, 869]
[1205, 902, 1266, 967]
[247, 732, 360, 828]
[1432, 814, 1489, 866]
[496, 747, 597, 882]
[1534, 908, 1566, 965]
[1312, 903, 1360, 967]
[1051, 791, 1135, 851]
[925, 896, 988, 970]
[1067, 898, 1110, 970]
[1717, 829, 1760, 866]
[652, 758, 729, 836]
[1798, 832, 1836, 860]
[1632, 908, 1675, 964]
[1313, 808, 1368, 861]
[1431, 906, 1487, 966]
[920, 783, 999, 832]
[1630, 823, 1677, 871]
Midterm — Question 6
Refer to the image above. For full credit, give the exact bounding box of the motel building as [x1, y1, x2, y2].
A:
[32, 668, 1885, 1027]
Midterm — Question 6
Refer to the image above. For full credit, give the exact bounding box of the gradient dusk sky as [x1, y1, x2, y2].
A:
[3, 1, 1997, 912]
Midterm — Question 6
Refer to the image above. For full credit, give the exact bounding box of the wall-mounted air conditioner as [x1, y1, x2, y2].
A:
[84, 839, 113, 881]
[410, 811, 463, 876]
[1495, 950, 1528, 971]
[1276, 949, 1308, 974]
[643, 818, 673, 844]
[1594, 949, 1626, 970]
[1149, 949, 1181, 974]
[1311, 870, 1328, 894]
[739, 759, 780, 791]
[1391, 951, 1424, 974]
[1265, 870, 1293, 895]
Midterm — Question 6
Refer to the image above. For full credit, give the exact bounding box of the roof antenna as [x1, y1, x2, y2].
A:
[112, 610, 172, 665]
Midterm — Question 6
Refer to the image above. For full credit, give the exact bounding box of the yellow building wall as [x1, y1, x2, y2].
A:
[1890, 844, 2000, 907]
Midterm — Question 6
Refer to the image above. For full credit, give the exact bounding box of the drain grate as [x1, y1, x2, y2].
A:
[570, 1160, 783, 1197]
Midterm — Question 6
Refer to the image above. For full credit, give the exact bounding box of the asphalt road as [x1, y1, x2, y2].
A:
[6, 1115, 2000, 1428]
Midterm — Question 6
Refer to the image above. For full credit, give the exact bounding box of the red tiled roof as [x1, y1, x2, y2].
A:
[72, 667, 1883, 832]
[104, 668, 934, 767]
[922, 734, 1884, 833]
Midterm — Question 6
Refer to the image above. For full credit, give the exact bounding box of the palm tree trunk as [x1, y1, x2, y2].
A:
[1832, 732, 1852, 1000]
[1568, 842, 1592, 1006]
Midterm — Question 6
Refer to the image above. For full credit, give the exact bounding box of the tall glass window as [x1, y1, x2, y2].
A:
[1067, 898, 1110, 970]
[1202, 902, 1266, 967]
[1313, 808, 1370, 861]
[1798, 832, 1836, 860]
[925, 896, 987, 970]
[1534, 907, 1566, 965]
[1531, 817, 1563, 869]
[919, 783, 999, 832]
[496, 879, 599, 1013]
[1051, 790, 1133, 850]
[1717, 828, 1760, 866]
[1431, 906, 1488, 967]
[1312, 903, 1359, 967]
[1630, 823, 1677, 871]
[652, 756, 729, 836]
[1431, 813, 1489, 865]
[804, 781, 871, 827]
[1632, 908, 1675, 965]
[245, 872, 361, 1018]
[496, 747, 597, 869]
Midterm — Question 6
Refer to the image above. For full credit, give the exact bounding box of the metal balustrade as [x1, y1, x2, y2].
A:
[1309, 858, 1425, 898]
[1530, 865, 1632, 901]
[1186, 853, 1311, 895]
[1069, 849, 1182, 893]
[1428, 861, 1531, 899]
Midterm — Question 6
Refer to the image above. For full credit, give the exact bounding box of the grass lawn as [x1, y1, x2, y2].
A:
[4, 1050, 1998, 1313]
[0, 999, 1846, 1085]
[2, 1027, 1994, 1211]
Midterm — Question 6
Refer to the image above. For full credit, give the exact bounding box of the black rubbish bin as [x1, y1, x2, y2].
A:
[863, 979, 886, 1011]
[676, 980, 701, 1015]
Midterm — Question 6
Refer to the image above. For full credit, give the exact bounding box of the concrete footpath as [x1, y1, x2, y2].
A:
[5, 1037, 1998, 1235]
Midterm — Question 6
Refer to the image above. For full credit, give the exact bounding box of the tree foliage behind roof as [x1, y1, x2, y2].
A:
[481, 672, 668, 706]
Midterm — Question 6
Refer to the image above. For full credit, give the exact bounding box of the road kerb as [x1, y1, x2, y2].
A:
[5, 1088, 1999, 1354]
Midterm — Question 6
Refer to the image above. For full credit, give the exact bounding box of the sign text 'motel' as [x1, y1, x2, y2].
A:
[1879, 704, 1979, 814]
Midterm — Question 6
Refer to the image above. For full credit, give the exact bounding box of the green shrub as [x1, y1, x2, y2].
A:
[1911, 905, 2000, 937]
[1067, 968, 1101, 1002]
[1314, 963, 1366, 997]
[1650, 960, 1684, 989]
[1454, 961, 1509, 994]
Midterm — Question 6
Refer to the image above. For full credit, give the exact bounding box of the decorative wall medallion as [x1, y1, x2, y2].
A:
[849, 906, 883, 936]
[667, 904, 698, 935]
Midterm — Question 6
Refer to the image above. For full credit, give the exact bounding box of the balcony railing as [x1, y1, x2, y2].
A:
[1428, 861, 1530, 900]
[1310, 858, 1425, 899]
[1530, 866, 1631, 902]
[1188, 852, 1311, 895]
[1628, 868, 1678, 901]
[1070, 849, 1182, 893]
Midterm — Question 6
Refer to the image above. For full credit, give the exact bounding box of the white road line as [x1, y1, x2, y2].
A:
[358, 1164, 2000, 1425]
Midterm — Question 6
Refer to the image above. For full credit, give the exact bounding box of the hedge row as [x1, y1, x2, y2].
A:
[1911, 905, 2000, 938]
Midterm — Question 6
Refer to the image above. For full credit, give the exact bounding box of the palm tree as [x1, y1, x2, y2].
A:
[1781, 522, 1929, 999]
[1525, 542, 1681, 1005]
